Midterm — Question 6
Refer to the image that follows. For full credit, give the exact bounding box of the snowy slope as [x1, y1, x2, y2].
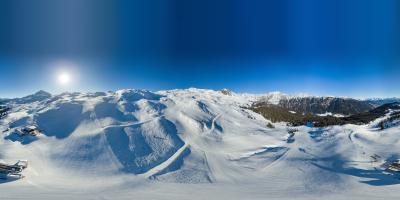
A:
[365, 97, 400, 106]
[0, 89, 400, 200]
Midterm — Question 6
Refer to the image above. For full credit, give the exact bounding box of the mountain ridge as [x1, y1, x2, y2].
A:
[4, 88, 400, 117]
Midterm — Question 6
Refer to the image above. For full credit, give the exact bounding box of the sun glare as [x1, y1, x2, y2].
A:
[58, 73, 70, 85]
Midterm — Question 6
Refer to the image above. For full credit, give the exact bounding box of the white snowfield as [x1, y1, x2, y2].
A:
[0, 88, 399, 200]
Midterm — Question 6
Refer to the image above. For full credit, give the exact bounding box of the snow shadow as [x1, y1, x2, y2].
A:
[231, 146, 288, 170]
[94, 102, 137, 122]
[287, 134, 295, 143]
[152, 148, 191, 177]
[308, 128, 334, 142]
[104, 117, 184, 174]
[213, 121, 223, 132]
[151, 149, 214, 183]
[147, 101, 167, 111]
[4, 133, 38, 145]
[119, 102, 140, 112]
[118, 90, 164, 102]
[36, 103, 90, 139]
[9, 117, 30, 128]
[104, 125, 152, 174]
[0, 175, 20, 184]
[312, 154, 400, 186]
[48, 132, 119, 174]
[197, 101, 212, 115]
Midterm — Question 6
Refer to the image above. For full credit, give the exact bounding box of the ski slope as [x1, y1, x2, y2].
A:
[0, 88, 400, 200]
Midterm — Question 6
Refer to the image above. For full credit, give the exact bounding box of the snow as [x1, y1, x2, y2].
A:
[316, 112, 346, 117]
[0, 88, 400, 199]
[365, 97, 400, 106]
[257, 91, 288, 105]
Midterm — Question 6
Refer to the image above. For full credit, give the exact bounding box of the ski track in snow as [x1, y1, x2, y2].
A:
[141, 142, 189, 178]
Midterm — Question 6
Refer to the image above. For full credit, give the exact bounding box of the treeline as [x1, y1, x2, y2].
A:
[378, 111, 400, 130]
[250, 102, 400, 127]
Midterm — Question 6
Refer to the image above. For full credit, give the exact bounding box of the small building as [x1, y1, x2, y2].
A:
[0, 160, 28, 178]
[17, 125, 41, 137]
[386, 160, 400, 173]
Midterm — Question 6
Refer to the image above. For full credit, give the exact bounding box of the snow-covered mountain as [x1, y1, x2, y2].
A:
[257, 91, 290, 105]
[365, 97, 400, 106]
[0, 90, 52, 105]
[1, 89, 400, 200]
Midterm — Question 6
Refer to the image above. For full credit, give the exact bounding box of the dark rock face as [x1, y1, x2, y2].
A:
[277, 97, 374, 115]
[220, 89, 232, 96]
[251, 102, 400, 127]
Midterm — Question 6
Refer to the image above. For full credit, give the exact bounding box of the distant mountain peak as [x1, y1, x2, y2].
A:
[365, 97, 400, 106]
[258, 91, 289, 105]
[33, 90, 52, 96]
[220, 88, 232, 96]
[10, 90, 52, 104]
[115, 89, 162, 101]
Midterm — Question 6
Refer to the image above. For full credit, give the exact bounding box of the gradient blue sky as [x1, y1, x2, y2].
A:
[0, 0, 399, 98]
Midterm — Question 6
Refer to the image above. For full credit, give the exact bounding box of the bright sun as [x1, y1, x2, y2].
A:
[58, 73, 70, 85]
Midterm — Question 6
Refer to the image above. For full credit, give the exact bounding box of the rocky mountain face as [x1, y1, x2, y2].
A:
[251, 92, 400, 127]
[250, 102, 399, 127]
[277, 97, 374, 115]
[256, 92, 375, 115]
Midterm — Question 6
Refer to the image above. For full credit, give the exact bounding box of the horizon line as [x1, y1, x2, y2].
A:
[1, 87, 399, 100]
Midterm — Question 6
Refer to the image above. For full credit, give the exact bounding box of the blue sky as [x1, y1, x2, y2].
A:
[0, 0, 399, 98]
